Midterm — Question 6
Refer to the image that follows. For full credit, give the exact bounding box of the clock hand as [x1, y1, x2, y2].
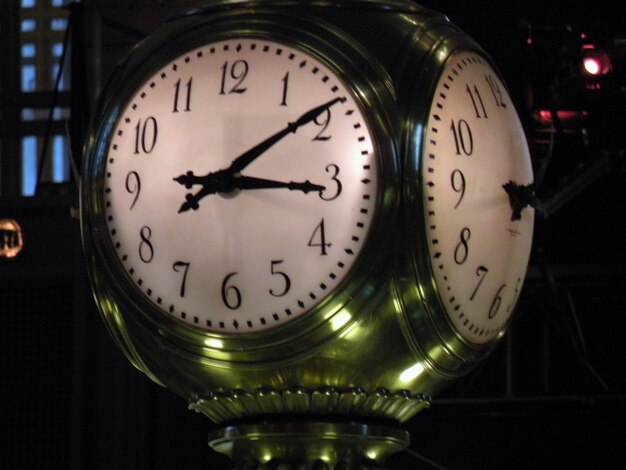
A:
[174, 169, 232, 190]
[175, 97, 343, 212]
[175, 170, 233, 212]
[502, 181, 545, 221]
[175, 173, 326, 212]
[177, 184, 216, 213]
[226, 96, 344, 173]
[233, 175, 325, 193]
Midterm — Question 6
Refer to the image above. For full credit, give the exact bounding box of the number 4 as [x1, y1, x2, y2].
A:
[308, 219, 332, 255]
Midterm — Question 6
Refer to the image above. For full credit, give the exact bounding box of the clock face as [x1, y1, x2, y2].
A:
[422, 51, 534, 345]
[102, 38, 378, 334]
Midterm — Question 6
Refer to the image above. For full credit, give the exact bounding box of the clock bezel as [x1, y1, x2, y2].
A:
[81, 10, 399, 361]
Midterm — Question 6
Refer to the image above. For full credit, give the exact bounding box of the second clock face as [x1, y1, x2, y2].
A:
[103, 38, 378, 334]
[422, 51, 534, 345]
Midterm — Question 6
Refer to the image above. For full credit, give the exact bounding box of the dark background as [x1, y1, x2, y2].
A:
[1, 1, 625, 469]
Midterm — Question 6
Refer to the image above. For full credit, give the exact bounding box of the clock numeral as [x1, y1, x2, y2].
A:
[280, 72, 289, 106]
[134, 116, 158, 155]
[488, 283, 507, 319]
[485, 74, 507, 108]
[138, 225, 154, 264]
[450, 119, 473, 156]
[308, 219, 332, 256]
[269, 259, 291, 297]
[454, 227, 471, 265]
[506, 277, 523, 313]
[173, 77, 192, 112]
[319, 163, 342, 201]
[313, 109, 332, 141]
[125, 171, 141, 210]
[221, 272, 242, 310]
[470, 265, 489, 301]
[450, 169, 466, 209]
[220, 60, 248, 95]
[466, 83, 488, 119]
[173, 261, 190, 297]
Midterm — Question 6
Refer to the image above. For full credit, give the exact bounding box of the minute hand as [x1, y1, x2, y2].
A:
[227, 97, 343, 173]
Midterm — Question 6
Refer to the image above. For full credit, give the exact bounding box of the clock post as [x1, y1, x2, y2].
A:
[81, 1, 535, 468]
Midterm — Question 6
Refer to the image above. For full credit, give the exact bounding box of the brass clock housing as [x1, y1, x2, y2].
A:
[81, 1, 534, 456]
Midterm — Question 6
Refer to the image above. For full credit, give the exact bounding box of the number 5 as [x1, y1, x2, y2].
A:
[269, 259, 291, 297]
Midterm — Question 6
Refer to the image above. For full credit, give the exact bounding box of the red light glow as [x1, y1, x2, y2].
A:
[581, 45, 612, 77]
[533, 110, 589, 129]
[583, 57, 601, 75]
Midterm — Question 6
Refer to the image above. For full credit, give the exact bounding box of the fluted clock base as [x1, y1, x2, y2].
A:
[208, 420, 410, 469]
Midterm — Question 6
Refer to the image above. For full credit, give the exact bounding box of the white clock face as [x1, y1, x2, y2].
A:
[422, 52, 534, 345]
[103, 38, 378, 333]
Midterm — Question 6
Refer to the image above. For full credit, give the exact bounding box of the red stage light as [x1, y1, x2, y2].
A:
[583, 57, 601, 75]
[581, 45, 612, 77]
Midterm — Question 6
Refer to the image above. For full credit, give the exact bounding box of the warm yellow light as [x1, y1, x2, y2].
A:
[204, 338, 224, 349]
[0, 218, 24, 259]
[330, 311, 351, 331]
[399, 362, 425, 383]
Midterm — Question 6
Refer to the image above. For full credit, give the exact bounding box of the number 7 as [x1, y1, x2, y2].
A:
[173, 261, 190, 297]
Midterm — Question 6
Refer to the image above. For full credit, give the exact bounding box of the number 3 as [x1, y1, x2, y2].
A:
[320, 163, 342, 201]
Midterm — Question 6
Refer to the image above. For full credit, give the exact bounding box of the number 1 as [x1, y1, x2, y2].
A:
[280, 72, 289, 106]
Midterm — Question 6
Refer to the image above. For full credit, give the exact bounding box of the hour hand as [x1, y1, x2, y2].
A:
[174, 169, 235, 212]
[173, 171, 205, 189]
[502, 181, 545, 220]
[177, 185, 216, 213]
[174, 172, 325, 213]
[234, 175, 325, 194]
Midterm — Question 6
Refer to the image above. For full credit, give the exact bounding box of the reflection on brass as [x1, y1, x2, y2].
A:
[0, 218, 24, 259]
[80, 1, 496, 461]
[81, 0, 532, 467]
[189, 387, 430, 424]
[209, 421, 410, 469]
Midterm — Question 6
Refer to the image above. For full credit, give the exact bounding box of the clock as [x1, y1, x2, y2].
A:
[400, 45, 534, 372]
[101, 37, 380, 334]
[421, 51, 534, 345]
[82, 6, 398, 367]
[81, 4, 535, 460]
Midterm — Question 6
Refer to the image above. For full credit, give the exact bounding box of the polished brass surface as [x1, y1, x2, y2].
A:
[209, 421, 410, 469]
[189, 387, 429, 424]
[81, 0, 532, 465]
